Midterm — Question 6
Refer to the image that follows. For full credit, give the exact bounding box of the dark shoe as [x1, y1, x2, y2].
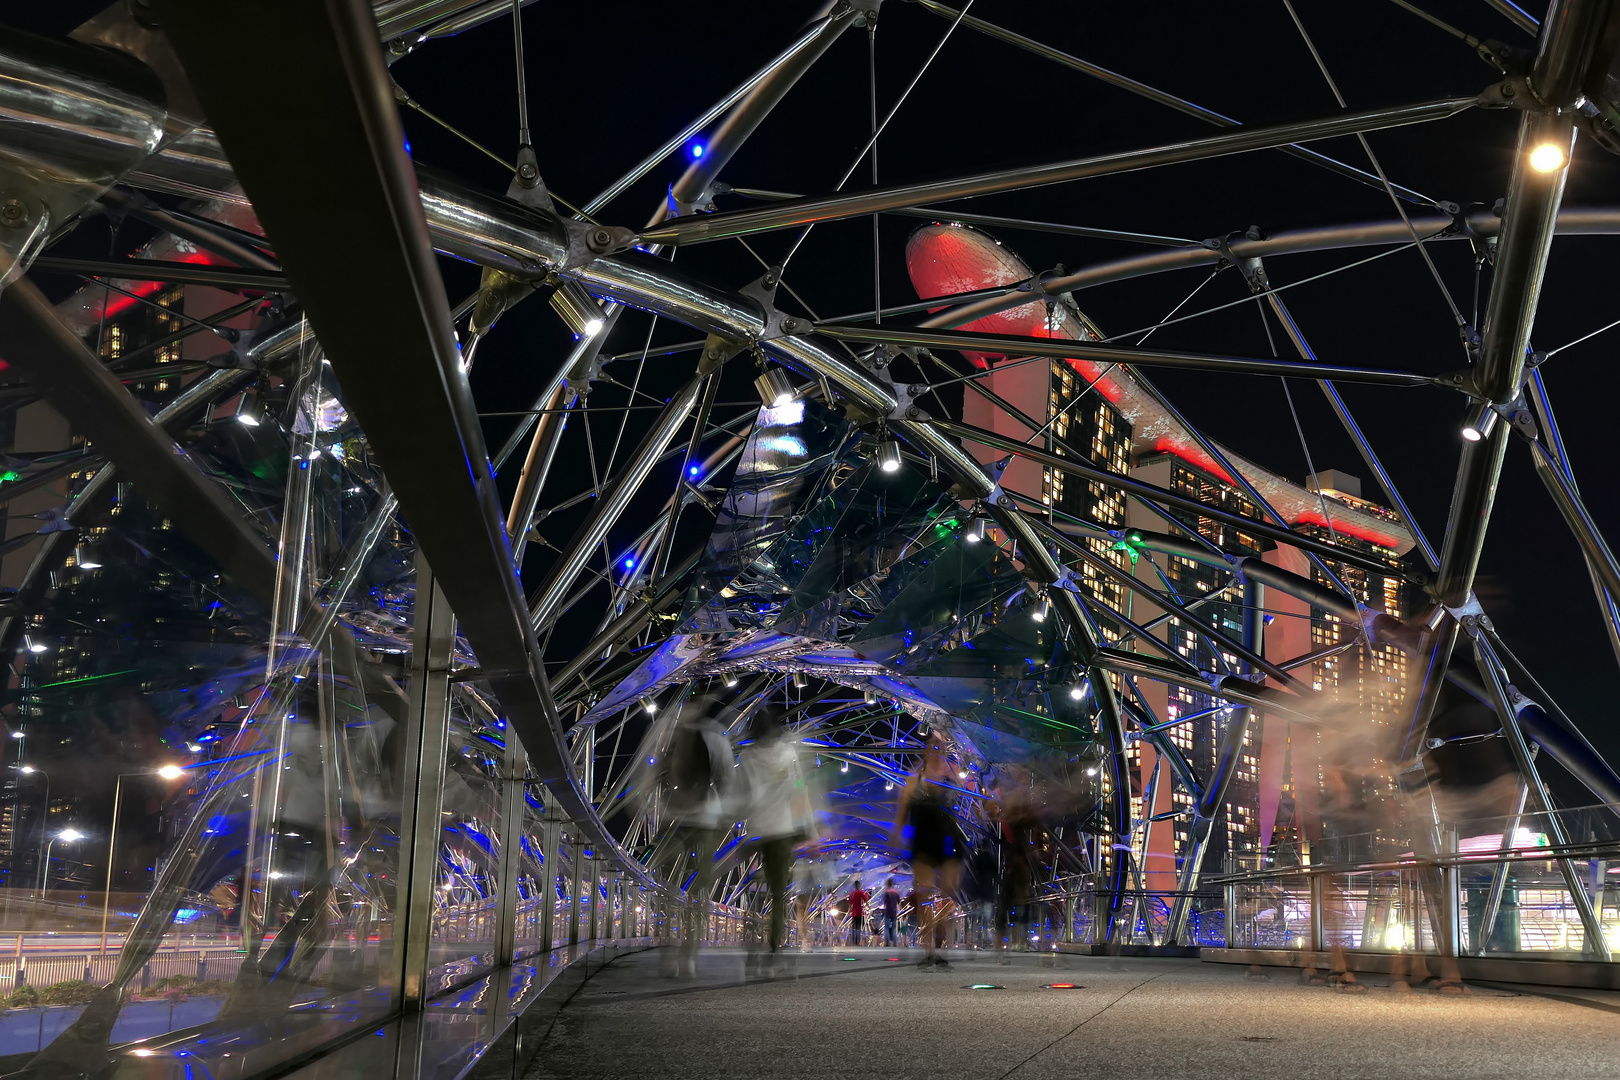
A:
[918, 958, 935, 970]
[932, 957, 953, 971]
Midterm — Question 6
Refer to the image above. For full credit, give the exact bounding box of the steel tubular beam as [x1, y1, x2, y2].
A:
[920, 208, 1620, 330]
[1405, 0, 1610, 761]
[1526, 370, 1620, 670]
[1471, 629, 1611, 960]
[550, 543, 704, 692]
[1529, 439, 1620, 602]
[638, 96, 1477, 246]
[30, 256, 290, 291]
[159, 0, 641, 878]
[1093, 648, 1318, 722]
[527, 372, 707, 631]
[0, 278, 277, 602]
[931, 417, 1401, 577]
[812, 324, 1438, 387]
[909, 0, 1438, 206]
[1035, 517, 1307, 690]
[1257, 287, 1440, 570]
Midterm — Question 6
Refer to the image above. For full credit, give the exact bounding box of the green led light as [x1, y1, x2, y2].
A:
[0, 471, 18, 484]
[34, 669, 138, 690]
[963, 983, 1004, 990]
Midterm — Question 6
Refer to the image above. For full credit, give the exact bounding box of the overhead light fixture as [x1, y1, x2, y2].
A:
[792, 671, 808, 689]
[864, 689, 876, 703]
[157, 765, 185, 780]
[965, 517, 986, 543]
[23, 636, 46, 654]
[639, 696, 657, 715]
[550, 281, 606, 340]
[1460, 401, 1499, 443]
[1528, 142, 1567, 173]
[234, 394, 261, 427]
[74, 544, 101, 570]
[1069, 684, 1086, 701]
[1031, 597, 1049, 623]
[754, 368, 796, 407]
[57, 828, 84, 842]
[19, 765, 35, 775]
[877, 440, 903, 473]
[723, 672, 738, 688]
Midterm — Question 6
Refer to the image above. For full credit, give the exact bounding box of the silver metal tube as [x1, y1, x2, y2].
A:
[915, 0, 1441, 206]
[1260, 289, 1440, 571]
[1529, 439, 1620, 602]
[639, 96, 1477, 246]
[1476, 780, 1531, 955]
[1472, 630, 1611, 960]
[923, 207, 1620, 330]
[584, 14, 848, 217]
[816, 323, 1436, 387]
[395, 565, 455, 1010]
[528, 373, 705, 631]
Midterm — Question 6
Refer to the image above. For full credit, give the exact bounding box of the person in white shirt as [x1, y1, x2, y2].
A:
[740, 708, 811, 969]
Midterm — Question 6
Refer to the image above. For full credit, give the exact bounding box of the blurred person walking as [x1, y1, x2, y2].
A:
[658, 707, 739, 977]
[882, 878, 901, 948]
[892, 733, 964, 970]
[739, 709, 811, 974]
[845, 880, 870, 946]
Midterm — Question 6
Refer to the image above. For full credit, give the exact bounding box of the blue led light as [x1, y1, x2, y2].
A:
[689, 465, 700, 476]
[690, 142, 705, 160]
[403, 135, 413, 157]
[623, 557, 635, 568]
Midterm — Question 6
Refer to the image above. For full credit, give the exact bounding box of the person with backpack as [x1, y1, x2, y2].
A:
[659, 702, 739, 977]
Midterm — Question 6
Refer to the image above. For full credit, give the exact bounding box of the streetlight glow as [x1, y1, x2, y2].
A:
[57, 829, 84, 842]
[1528, 142, 1566, 172]
[157, 765, 185, 780]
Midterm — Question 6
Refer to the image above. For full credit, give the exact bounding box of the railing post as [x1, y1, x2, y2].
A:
[1440, 830, 1462, 959]
[394, 560, 454, 1012]
[494, 739, 528, 967]
[1224, 883, 1238, 948]
[538, 818, 561, 950]
[1309, 873, 1326, 954]
[569, 838, 583, 946]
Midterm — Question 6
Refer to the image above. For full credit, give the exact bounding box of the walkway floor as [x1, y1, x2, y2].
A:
[524, 946, 1620, 1079]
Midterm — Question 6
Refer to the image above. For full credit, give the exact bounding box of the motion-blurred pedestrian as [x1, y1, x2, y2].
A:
[892, 733, 964, 970]
[740, 708, 811, 974]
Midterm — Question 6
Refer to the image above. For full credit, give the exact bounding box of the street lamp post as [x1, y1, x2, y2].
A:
[100, 765, 187, 954]
[16, 767, 48, 900]
[39, 829, 83, 896]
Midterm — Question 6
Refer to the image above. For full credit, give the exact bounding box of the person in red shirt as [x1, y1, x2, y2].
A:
[846, 881, 870, 946]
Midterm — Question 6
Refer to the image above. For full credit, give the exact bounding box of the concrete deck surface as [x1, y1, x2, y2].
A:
[523, 946, 1620, 1079]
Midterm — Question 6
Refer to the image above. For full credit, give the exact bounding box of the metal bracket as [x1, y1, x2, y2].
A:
[738, 266, 801, 342]
[563, 356, 604, 395]
[560, 218, 637, 271]
[885, 380, 930, 422]
[1449, 594, 1488, 632]
[508, 145, 555, 213]
[697, 332, 747, 375]
[1476, 75, 1535, 110]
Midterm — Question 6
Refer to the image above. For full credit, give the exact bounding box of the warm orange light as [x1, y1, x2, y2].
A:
[1529, 143, 1567, 172]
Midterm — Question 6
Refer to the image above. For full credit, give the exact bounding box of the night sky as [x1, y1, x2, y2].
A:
[16, 2, 1620, 794]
